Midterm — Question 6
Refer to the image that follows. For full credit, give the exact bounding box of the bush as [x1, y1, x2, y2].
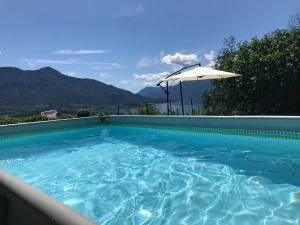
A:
[98, 111, 107, 117]
[138, 103, 160, 115]
[0, 115, 48, 125]
[23, 115, 48, 122]
[60, 114, 75, 119]
[77, 108, 90, 117]
[0, 116, 19, 125]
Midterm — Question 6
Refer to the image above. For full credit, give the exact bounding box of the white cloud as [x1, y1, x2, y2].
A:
[54, 49, 108, 55]
[0, 51, 2, 55]
[22, 58, 121, 69]
[206, 60, 215, 68]
[203, 50, 216, 67]
[170, 64, 183, 72]
[204, 51, 215, 61]
[161, 53, 198, 66]
[137, 51, 166, 67]
[137, 57, 153, 67]
[37, 59, 73, 64]
[120, 80, 130, 84]
[134, 71, 170, 86]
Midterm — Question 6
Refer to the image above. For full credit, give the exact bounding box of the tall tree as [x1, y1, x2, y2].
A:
[203, 28, 300, 115]
[288, 12, 300, 29]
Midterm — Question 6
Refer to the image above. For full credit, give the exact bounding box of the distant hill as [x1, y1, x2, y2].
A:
[138, 80, 212, 103]
[0, 67, 150, 116]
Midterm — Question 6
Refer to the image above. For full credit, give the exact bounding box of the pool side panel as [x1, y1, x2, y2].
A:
[1, 116, 300, 136]
[0, 170, 98, 225]
[0, 116, 100, 136]
[108, 115, 300, 131]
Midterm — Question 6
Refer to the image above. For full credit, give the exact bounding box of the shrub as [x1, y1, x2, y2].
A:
[23, 115, 48, 122]
[60, 114, 75, 119]
[138, 103, 160, 115]
[0, 116, 20, 125]
[99, 111, 107, 117]
[0, 115, 48, 125]
[77, 108, 90, 117]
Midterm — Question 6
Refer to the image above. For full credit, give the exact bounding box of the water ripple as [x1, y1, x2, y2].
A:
[1, 125, 300, 224]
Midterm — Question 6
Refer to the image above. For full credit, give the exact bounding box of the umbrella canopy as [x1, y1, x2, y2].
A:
[157, 64, 241, 115]
[162, 66, 241, 82]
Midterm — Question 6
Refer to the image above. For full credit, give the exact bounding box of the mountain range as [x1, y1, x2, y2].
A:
[0, 67, 150, 116]
[138, 80, 212, 104]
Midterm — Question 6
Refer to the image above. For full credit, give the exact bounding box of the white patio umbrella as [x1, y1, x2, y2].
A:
[157, 64, 241, 115]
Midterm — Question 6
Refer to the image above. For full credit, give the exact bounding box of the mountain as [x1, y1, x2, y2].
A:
[138, 80, 212, 104]
[0, 67, 150, 116]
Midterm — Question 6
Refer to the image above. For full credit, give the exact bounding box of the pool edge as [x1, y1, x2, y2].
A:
[0, 169, 97, 225]
[1, 115, 300, 136]
[0, 116, 100, 136]
[108, 115, 300, 132]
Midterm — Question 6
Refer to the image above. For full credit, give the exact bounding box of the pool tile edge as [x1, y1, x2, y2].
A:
[0, 170, 98, 225]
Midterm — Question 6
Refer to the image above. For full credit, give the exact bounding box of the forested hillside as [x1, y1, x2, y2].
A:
[0, 67, 149, 115]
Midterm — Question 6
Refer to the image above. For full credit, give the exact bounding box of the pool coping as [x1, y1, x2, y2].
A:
[0, 170, 98, 225]
[0, 116, 100, 136]
[0, 116, 99, 128]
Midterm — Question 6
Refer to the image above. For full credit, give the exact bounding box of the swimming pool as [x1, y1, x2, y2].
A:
[1, 124, 300, 224]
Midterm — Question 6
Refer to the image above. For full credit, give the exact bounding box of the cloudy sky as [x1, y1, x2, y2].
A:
[0, 0, 299, 92]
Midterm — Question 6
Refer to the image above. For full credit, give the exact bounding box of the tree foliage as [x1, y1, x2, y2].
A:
[288, 12, 300, 29]
[203, 28, 300, 115]
[0, 115, 48, 125]
[77, 108, 90, 117]
[138, 103, 160, 115]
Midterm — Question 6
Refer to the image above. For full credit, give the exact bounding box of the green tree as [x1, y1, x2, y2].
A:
[288, 12, 300, 29]
[203, 28, 300, 115]
[76, 108, 90, 117]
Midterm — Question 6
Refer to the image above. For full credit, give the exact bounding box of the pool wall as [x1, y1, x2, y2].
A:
[109, 115, 300, 131]
[0, 170, 97, 225]
[0, 116, 100, 136]
[1, 116, 300, 137]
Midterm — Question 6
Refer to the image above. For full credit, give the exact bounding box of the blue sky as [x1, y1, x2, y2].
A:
[0, 0, 299, 93]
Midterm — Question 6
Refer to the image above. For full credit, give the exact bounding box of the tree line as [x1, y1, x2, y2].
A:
[203, 16, 300, 115]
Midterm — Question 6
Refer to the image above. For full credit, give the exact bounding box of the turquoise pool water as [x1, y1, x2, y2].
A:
[1, 125, 300, 224]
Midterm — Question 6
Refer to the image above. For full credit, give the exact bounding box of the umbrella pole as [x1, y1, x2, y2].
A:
[166, 81, 170, 115]
[169, 97, 172, 114]
[179, 81, 184, 115]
